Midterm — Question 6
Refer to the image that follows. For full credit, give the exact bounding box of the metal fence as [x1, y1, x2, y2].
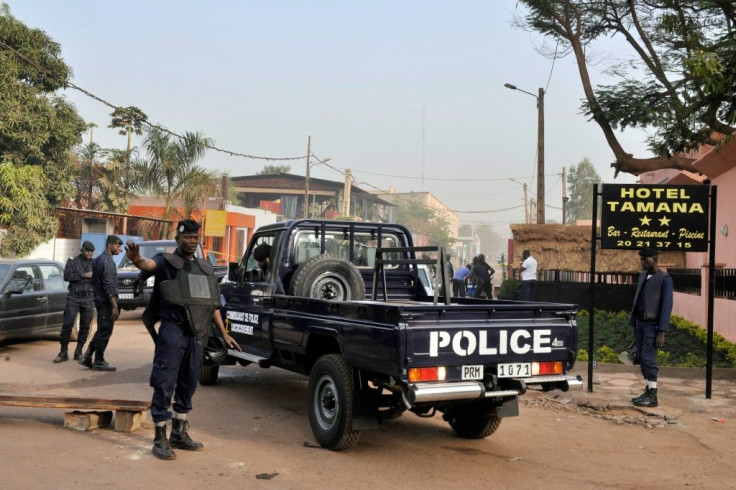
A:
[668, 268, 702, 295]
[715, 269, 736, 300]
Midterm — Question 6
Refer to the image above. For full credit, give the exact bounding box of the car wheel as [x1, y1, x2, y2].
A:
[448, 413, 502, 439]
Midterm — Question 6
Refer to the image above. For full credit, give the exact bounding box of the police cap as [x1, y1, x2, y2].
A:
[176, 219, 201, 235]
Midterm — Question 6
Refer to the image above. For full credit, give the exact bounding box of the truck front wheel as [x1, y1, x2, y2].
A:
[448, 413, 502, 439]
[308, 354, 360, 450]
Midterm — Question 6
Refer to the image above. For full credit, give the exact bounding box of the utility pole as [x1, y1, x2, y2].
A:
[523, 183, 528, 224]
[343, 169, 352, 218]
[536, 87, 545, 224]
[562, 166, 569, 226]
[304, 135, 311, 219]
[504, 83, 545, 224]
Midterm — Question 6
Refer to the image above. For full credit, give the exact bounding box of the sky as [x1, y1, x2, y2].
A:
[10, 0, 646, 239]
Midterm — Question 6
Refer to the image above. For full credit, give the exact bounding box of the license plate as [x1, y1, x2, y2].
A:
[119, 293, 134, 299]
[497, 363, 531, 378]
[461, 365, 483, 380]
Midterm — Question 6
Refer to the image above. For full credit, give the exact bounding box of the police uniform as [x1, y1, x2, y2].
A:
[149, 251, 209, 422]
[628, 247, 674, 408]
[146, 219, 219, 460]
[54, 242, 95, 362]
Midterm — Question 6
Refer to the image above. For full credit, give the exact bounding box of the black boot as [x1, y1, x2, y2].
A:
[631, 386, 649, 404]
[170, 418, 204, 451]
[79, 346, 94, 369]
[92, 352, 116, 372]
[633, 387, 658, 407]
[53, 345, 69, 363]
[152, 424, 176, 460]
[73, 344, 84, 362]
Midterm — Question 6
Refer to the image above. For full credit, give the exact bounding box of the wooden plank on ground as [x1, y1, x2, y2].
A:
[0, 394, 150, 411]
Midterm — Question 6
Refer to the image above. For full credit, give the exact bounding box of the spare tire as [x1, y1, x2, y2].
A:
[290, 254, 365, 301]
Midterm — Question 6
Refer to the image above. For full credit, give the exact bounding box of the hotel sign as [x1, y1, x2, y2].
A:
[600, 184, 709, 251]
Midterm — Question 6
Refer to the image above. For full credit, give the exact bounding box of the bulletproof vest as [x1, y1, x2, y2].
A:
[158, 253, 219, 336]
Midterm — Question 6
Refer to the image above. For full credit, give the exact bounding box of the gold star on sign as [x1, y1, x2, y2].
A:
[639, 215, 652, 226]
[659, 216, 671, 227]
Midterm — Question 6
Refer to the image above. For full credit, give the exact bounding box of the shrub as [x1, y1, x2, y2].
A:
[498, 278, 520, 299]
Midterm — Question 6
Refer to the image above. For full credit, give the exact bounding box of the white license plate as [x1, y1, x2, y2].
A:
[119, 293, 134, 299]
[497, 363, 531, 378]
[461, 365, 483, 380]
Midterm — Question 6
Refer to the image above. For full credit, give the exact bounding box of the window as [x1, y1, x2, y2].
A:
[291, 229, 402, 269]
[39, 264, 66, 291]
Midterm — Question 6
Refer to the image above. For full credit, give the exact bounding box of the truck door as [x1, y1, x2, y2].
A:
[223, 233, 280, 358]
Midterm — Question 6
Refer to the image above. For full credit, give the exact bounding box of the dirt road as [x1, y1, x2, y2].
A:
[1, 312, 735, 489]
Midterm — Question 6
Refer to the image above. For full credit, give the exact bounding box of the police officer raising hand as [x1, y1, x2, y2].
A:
[127, 219, 240, 460]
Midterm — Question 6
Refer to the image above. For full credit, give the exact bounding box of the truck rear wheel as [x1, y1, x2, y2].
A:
[308, 354, 360, 450]
[449, 413, 502, 439]
[290, 255, 365, 301]
[199, 365, 220, 385]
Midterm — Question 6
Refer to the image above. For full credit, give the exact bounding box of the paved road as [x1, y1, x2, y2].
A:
[1, 311, 735, 489]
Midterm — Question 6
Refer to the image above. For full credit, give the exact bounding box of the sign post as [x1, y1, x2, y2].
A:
[593, 183, 715, 398]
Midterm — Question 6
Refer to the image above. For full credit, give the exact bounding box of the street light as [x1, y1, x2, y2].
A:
[504, 82, 545, 224]
[303, 135, 331, 218]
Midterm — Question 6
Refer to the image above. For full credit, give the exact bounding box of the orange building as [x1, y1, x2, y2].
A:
[127, 196, 257, 265]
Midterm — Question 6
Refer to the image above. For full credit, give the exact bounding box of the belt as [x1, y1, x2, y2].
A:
[70, 291, 93, 298]
[637, 314, 657, 322]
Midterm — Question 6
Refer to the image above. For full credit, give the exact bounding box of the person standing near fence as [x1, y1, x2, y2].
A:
[520, 250, 538, 301]
[53, 241, 96, 363]
[471, 254, 495, 299]
[629, 247, 673, 408]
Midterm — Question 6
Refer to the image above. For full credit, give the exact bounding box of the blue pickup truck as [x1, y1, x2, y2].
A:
[204, 219, 581, 450]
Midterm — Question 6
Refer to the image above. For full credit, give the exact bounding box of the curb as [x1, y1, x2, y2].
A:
[573, 362, 736, 381]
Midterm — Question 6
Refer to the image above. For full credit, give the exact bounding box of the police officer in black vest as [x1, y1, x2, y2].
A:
[125, 219, 239, 460]
[53, 241, 96, 363]
[629, 247, 674, 408]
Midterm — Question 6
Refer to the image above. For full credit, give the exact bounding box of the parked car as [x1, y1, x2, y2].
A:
[0, 259, 77, 343]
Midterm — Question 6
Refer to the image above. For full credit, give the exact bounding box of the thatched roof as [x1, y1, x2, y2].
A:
[510, 224, 685, 273]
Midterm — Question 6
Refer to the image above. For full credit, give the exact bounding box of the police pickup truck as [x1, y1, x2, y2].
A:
[204, 219, 581, 450]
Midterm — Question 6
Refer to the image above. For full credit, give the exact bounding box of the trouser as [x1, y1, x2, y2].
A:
[634, 319, 659, 382]
[59, 296, 94, 346]
[150, 320, 204, 423]
[452, 279, 466, 297]
[521, 280, 536, 301]
[89, 302, 115, 356]
[473, 280, 493, 299]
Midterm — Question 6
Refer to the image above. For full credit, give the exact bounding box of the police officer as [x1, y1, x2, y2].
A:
[125, 219, 240, 460]
[53, 241, 96, 363]
[629, 247, 673, 408]
[80, 235, 122, 371]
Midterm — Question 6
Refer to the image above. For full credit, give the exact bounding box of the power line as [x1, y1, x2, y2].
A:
[0, 40, 306, 162]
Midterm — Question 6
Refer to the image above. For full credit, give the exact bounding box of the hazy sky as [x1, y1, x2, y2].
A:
[12, 0, 645, 238]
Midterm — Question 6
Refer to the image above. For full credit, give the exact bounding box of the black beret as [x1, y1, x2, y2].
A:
[81, 240, 95, 251]
[639, 247, 658, 258]
[176, 219, 201, 234]
[253, 243, 272, 261]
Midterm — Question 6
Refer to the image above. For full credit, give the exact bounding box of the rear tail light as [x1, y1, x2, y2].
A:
[532, 361, 563, 376]
[408, 366, 447, 382]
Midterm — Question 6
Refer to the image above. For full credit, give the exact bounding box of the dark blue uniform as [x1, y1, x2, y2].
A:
[60, 254, 95, 346]
[89, 252, 119, 358]
[629, 270, 674, 382]
[149, 253, 206, 423]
